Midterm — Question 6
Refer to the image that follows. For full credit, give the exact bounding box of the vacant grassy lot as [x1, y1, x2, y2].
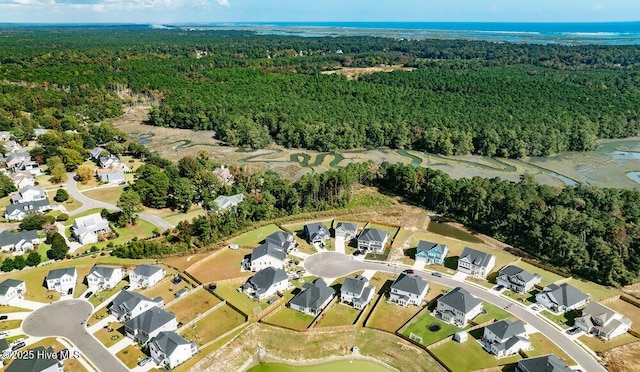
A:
[265, 307, 314, 331]
[566, 278, 621, 302]
[605, 299, 640, 330]
[401, 310, 461, 346]
[526, 332, 575, 366]
[0, 320, 21, 331]
[166, 288, 222, 324]
[187, 247, 253, 283]
[180, 304, 246, 346]
[579, 333, 640, 353]
[88, 281, 129, 307]
[47, 192, 82, 212]
[213, 280, 271, 316]
[162, 208, 206, 226]
[93, 323, 124, 347]
[317, 303, 360, 327]
[427, 222, 484, 244]
[162, 252, 210, 271]
[0, 305, 29, 314]
[83, 186, 125, 206]
[541, 310, 577, 329]
[138, 279, 186, 304]
[116, 344, 148, 369]
[231, 224, 282, 246]
[366, 297, 423, 333]
[430, 332, 521, 372]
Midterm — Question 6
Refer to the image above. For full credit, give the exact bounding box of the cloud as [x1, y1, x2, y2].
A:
[591, 3, 604, 11]
[217, 0, 229, 5]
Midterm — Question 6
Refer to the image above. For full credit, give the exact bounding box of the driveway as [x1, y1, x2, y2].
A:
[304, 252, 605, 372]
[22, 300, 129, 372]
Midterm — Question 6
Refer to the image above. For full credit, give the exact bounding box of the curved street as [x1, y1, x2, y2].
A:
[22, 300, 129, 372]
[304, 252, 606, 372]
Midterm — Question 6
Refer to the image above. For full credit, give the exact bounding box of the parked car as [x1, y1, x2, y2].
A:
[352, 251, 361, 256]
[431, 272, 442, 277]
[122, 285, 130, 290]
[567, 327, 581, 335]
[172, 277, 182, 285]
[11, 342, 26, 351]
[495, 285, 504, 291]
[137, 357, 152, 367]
[0, 315, 8, 320]
[403, 269, 414, 274]
[84, 291, 93, 299]
[67, 288, 73, 295]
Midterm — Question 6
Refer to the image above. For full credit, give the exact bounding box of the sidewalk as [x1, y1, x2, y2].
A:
[87, 314, 116, 334]
[57, 337, 99, 372]
[108, 336, 134, 354]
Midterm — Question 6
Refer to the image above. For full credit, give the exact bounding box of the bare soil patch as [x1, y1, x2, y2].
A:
[321, 65, 415, 80]
[602, 341, 640, 372]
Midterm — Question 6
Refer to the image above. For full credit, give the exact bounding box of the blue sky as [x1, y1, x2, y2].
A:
[0, 0, 638, 24]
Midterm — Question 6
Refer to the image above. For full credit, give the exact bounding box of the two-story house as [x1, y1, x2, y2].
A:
[86, 266, 125, 291]
[45, 267, 77, 295]
[240, 267, 289, 300]
[289, 278, 335, 316]
[357, 228, 389, 254]
[71, 213, 111, 245]
[129, 264, 166, 289]
[415, 240, 449, 265]
[436, 287, 484, 326]
[9, 185, 46, 204]
[334, 222, 358, 240]
[574, 302, 632, 340]
[4, 199, 52, 221]
[457, 247, 496, 279]
[9, 171, 35, 190]
[99, 154, 130, 171]
[303, 223, 330, 246]
[0, 229, 41, 254]
[246, 242, 286, 272]
[516, 355, 572, 372]
[496, 265, 542, 294]
[340, 275, 376, 310]
[535, 283, 589, 313]
[389, 273, 428, 307]
[109, 290, 164, 321]
[265, 231, 296, 253]
[149, 331, 197, 369]
[124, 307, 177, 345]
[483, 319, 531, 357]
[0, 279, 26, 305]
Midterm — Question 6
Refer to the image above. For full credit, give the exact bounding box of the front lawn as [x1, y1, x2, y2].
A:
[365, 248, 391, 262]
[187, 247, 253, 283]
[401, 311, 461, 346]
[317, 303, 360, 327]
[579, 333, 640, 353]
[88, 281, 129, 307]
[180, 304, 246, 346]
[526, 332, 575, 365]
[82, 186, 125, 205]
[541, 310, 577, 329]
[265, 307, 314, 331]
[0, 320, 22, 331]
[166, 288, 222, 324]
[93, 323, 124, 348]
[366, 297, 423, 332]
[0, 305, 30, 314]
[116, 344, 148, 369]
[231, 224, 282, 246]
[87, 307, 110, 327]
[474, 302, 513, 324]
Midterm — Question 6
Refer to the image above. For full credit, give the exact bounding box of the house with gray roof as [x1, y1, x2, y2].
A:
[0, 279, 26, 305]
[0, 337, 9, 356]
[86, 266, 125, 291]
[289, 278, 335, 316]
[389, 273, 428, 307]
[303, 222, 330, 245]
[96, 165, 125, 184]
[99, 154, 130, 171]
[497, 265, 542, 294]
[214, 193, 245, 212]
[247, 242, 286, 272]
[10, 185, 46, 204]
[4, 199, 51, 221]
[457, 247, 496, 279]
[483, 319, 530, 357]
[45, 267, 77, 295]
[240, 267, 289, 300]
[109, 290, 163, 321]
[516, 354, 572, 372]
[149, 331, 197, 369]
[12, 160, 41, 176]
[416, 240, 449, 265]
[334, 222, 358, 240]
[71, 212, 110, 245]
[5, 346, 62, 372]
[89, 147, 107, 160]
[357, 228, 389, 254]
[436, 287, 484, 326]
[124, 307, 177, 345]
[129, 264, 166, 289]
[535, 283, 589, 313]
[574, 302, 632, 340]
[265, 231, 296, 253]
[340, 275, 376, 310]
[0, 229, 41, 254]
[3, 152, 29, 168]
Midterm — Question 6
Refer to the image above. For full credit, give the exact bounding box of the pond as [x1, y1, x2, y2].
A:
[247, 360, 392, 372]
[427, 222, 484, 244]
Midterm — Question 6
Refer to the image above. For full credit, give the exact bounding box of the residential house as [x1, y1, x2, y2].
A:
[535, 283, 589, 313]
[0, 229, 41, 254]
[389, 273, 428, 307]
[334, 222, 358, 240]
[5, 346, 63, 372]
[0, 279, 26, 305]
[129, 264, 166, 289]
[9, 171, 35, 189]
[45, 267, 77, 295]
[574, 302, 632, 340]
[149, 331, 197, 369]
[89, 147, 106, 160]
[86, 266, 125, 291]
[247, 242, 286, 272]
[516, 354, 572, 372]
[10, 185, 46, 204]
[214, 193, 245, 211]
[496, 266, 542, 294]
[71, 213, 111, 245]
[415, 240, 449, 265]
[12, 160, 41, 176]
[213, 165, 234, 186]
[109, 290, 163, 321]
[457, 247, 496, 279]
[289, 278, 335, 316]
[0, 131, 10, 142]
[124, 307, 178, 345]
[436, 287, 484, 326]
[357, 228, 389, 253]
[483, 319, 531, 357]
[303, 222, 330, 245]
[265, 231, 296, 253]
[99, 154, 130, 171]
[96, 165, 125, 184]
[3, 152, 29, 168]
[240, 267, 289, 300]
[340, 275, 376, 310]
[3, 141, 23, 154]
[4, 199, 52, 221]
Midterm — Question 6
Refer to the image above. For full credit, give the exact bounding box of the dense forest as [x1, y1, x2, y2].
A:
[1, 28, 640, 156]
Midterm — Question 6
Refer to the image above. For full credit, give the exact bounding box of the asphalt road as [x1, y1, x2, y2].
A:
[304, 252, 606, 372]
[22, 300, 129, 372]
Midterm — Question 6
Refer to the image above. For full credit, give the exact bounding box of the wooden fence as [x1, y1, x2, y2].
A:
[178, 300, 227, 332]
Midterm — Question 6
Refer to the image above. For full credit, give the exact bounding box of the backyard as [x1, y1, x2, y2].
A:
[138, 278, 188, 304]
[366, 297, 423, 333]
[166, 288, 222, 324]
[230, 224, 282, 246]
[264, 307, 314, 331]
[187, 247, 253, 283]
[317, 302, 360, 327]
[605, 298, 640, 330]
[180, 304, 246, 346]
[401, 310, 462, 346]
[579, 333, 640, 353]
[212, 280, 270, 316]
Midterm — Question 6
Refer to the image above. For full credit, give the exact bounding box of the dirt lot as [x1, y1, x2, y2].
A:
[321, 65, 415, 80]
[602, 341, 640, 372]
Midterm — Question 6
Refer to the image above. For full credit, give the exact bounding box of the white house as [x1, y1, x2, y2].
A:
[96, 165, 126, 184]
[9, 171, 35, 189]
[483, 319, 531, 357]
[71, 213, 111, 245]
[124, 307, 177, 345]
[436, 287, 484, 326]
[214, 193, 245, 211]
[247, 242, 286, 272]
[12, 160, 41, 176]
[99, 154, 130, 172]
[0, 279, 26, 305]
[389, 273, 428, 307]
[535, 283, 589, 313]
[45, 267, 77, 295]
[334, 222, 358, 240]
[496, 266, 542, 294]
[86, 266, 125, 291]
[517, 355, 572, 372]
[129, 264, 166, 289]
[4, 199, 51, 221]
[574, 302, 632, 340]
[240, 267, 289, 300]
[109, 290, 164, 321]
[289, 278, 335, 316]
[0, 229, 41, 254]
[149, 331, 197, 369]
[10, 186, 46, 205]
[340, 275, 376, 310]
[457, 247, 496, 279]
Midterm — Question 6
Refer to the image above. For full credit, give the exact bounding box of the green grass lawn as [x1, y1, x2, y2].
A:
[426, 222, 484, 244]
[365, 248, 391, 261]
[578, 333, 640, 353]
[345, 192, 395, 209]
[401, 311, 461, 345]
[366, 296, 423, 332]
[266, 307, 314, 331]
[82, 186, 125, 205]
[213, 281, 270, 316]
[187, 247, 253, 283]
[474, 302, 513, 324]
[565, 278, 621, 302]
[88, 281, 129, 307]
[166, 288, 222, 324]
[116, 344, 148, 369]
[502, 289, 540, 306]
[541, 310, 577, 329]
[180, 304, 246, 346]
[231, 224, 282, 246]
[430, 333, 521, 372]
[510, 261, 567, 286]
[0, 320, 22, 331]
[365, 223, 400, 241]
[526, 332, 575, 366]
[162, 208, 206, 226]
[317, 303, 360, 327]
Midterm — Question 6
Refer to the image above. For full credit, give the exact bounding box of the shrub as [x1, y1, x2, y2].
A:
[56, 213, 69, 222]
[54, 188, 69, 202]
